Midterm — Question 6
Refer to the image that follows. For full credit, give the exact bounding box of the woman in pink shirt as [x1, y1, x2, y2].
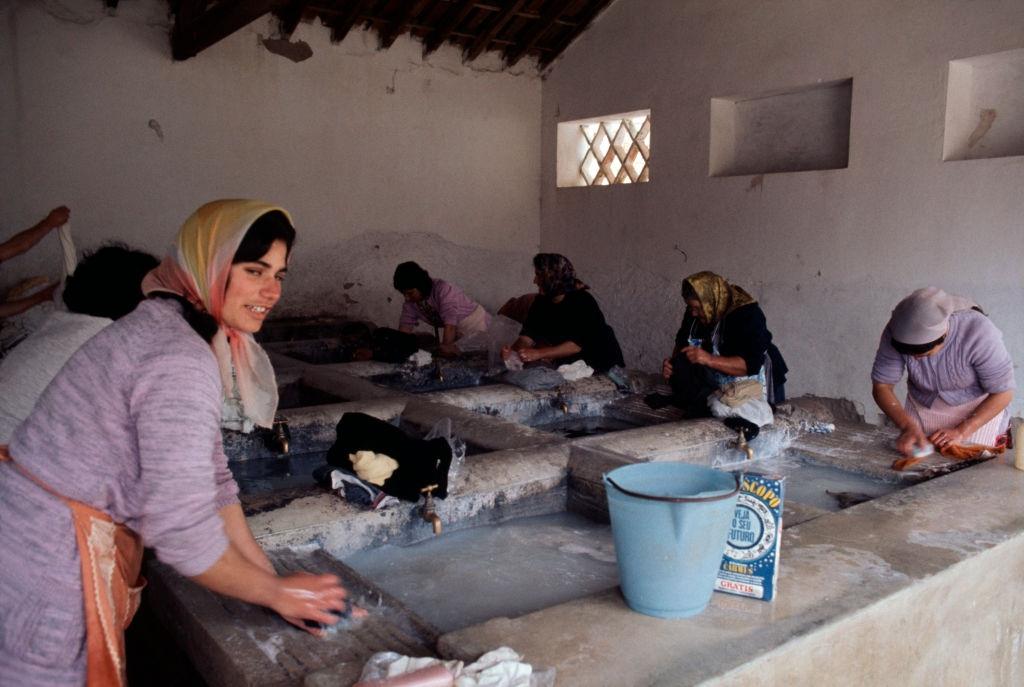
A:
[393, 261, 490, 357]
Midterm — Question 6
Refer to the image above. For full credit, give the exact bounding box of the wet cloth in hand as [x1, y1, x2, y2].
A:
[327, 412, 452, 501]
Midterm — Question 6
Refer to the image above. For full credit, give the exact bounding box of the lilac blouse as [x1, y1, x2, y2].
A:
[0, 297, 238, 683]
[871, 309, 1015, 408]
[400, 278, 480, 329]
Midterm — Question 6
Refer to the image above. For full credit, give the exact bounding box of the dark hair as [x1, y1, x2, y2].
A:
[892, 334, 945, 356]
[681, 280, 698, 301]
[232, 210, 295, 264]
[532, 253, 578, 298]
[62, 242, 159, 320]
[393, 261, 433, 296]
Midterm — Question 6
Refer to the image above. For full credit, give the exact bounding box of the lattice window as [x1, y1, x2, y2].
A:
[578, 114, 650, 186]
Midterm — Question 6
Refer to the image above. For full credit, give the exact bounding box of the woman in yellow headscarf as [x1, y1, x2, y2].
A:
[658, 271, 787, 415]
[0, 200, 346, 686]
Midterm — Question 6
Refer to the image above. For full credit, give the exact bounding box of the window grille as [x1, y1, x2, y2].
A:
[578, 114, 650, 186]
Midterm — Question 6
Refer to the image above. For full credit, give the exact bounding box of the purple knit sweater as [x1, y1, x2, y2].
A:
[0, 297, 238, 683]
[872, 309, 1015, 407]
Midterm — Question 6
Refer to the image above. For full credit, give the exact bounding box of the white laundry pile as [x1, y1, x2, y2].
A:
[355, 647, 555, 687]
[557, 359, 593, 381]
[409, 349, 433, 367]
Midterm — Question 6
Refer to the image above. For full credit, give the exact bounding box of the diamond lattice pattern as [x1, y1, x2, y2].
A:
[579, 115, 650, 186]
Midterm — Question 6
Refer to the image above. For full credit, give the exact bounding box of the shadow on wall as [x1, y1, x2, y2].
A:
[279, 231, 536, 326]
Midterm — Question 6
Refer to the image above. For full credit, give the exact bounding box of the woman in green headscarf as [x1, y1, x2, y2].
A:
[660, 271, 787, 414]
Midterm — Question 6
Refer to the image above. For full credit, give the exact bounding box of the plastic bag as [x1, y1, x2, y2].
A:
[425, 418, 467, 492]
[357, 648, 556, 687]
[456, 315, 523, 368]
[708, 393, 774, 427]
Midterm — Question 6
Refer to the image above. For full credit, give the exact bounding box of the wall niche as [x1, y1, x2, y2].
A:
[709, 78, 852, 177]
[943, 47, 1024, 162]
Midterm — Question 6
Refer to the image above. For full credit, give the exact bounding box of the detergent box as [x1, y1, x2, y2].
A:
[715, 472, 785, 601]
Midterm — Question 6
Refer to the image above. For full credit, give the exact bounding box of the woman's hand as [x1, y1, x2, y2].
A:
[500, 345, 513, 361]
[437, 342, 458, 358]
[662, 357, 673, 380]
[681, 345, 712, 367]
[896, 423, 930, 457]
[272, 572, 348, 636]
[518, 347, 543, 363]
[929, 426, 967, 451]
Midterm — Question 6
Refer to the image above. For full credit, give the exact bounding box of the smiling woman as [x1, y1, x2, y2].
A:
[0, 200, 347, 686]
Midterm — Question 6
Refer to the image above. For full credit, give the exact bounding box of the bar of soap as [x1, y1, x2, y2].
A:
[911, 443, 935, 459]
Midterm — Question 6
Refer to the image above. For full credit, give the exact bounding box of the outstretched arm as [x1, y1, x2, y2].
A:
[0, 282, 58, 319]
[0, 206, 68, 263]
[191, 541, 347, 635]
[872, 381, 928, 457]
[216, 501, 344, 638]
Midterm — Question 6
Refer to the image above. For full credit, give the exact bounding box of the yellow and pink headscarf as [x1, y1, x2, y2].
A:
[142, 199, 290, 430]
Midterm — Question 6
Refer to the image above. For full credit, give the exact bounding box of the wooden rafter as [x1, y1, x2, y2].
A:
[172, 0, 277, 61]
[378, 0, 421, 48]
[166, 0, 611, 70]
[538, 0, 609, 68]
[503, 0, 573, 67]
[422, 0, 476, 56]
[464, 0, 527, 62]
[275, 0, 308, 37]
[327, 0, 371, 43]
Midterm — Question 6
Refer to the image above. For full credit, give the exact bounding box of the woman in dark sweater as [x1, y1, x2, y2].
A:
[662, 271, 786, 414]
[503, 253, 624, 373]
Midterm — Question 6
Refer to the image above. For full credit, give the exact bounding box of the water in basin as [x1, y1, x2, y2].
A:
[532, 414, 644, 438]
[277, 381, 347, 409]
[344, 512, 619, 632]
[231, 451, 328, 495]
[370, 357, 499, 393]
[783, 460, 903, 512]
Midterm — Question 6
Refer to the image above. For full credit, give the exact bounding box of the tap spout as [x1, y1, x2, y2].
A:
[733, 429, 755, 461]
[420, 484, 442, 535]
[271, 415, 290, 454]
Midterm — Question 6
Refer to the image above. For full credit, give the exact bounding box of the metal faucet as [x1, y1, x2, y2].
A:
[271, 415, 290, 454]
[732, 428, 754, 461]
[552, 393, 569, 414]
[434, 360, 445, 382]
[420, 484, 442, 535]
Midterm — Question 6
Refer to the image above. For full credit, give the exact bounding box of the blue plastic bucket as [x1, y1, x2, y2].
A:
[604, 462, 740, 618]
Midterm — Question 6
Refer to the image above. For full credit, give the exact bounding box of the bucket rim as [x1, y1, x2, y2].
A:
[605, 470, 741, 503]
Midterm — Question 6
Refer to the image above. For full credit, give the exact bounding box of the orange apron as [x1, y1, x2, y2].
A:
[0, 446, 145, 687]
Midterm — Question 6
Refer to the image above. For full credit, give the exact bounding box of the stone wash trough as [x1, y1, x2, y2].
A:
[144, 325, 1024, 686]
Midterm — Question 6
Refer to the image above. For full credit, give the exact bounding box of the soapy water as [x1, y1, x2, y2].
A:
[344, 512, 618, 633]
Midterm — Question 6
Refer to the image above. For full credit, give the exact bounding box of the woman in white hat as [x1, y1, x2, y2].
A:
[871, 287, 1014, 458]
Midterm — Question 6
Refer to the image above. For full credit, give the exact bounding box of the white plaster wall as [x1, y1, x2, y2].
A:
[0, 0, 541, 326]
[541, 0, 1024, 419]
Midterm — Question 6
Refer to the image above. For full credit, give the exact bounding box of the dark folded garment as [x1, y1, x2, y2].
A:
[326, 412, 452, 502]
[370, 327, 420, 363]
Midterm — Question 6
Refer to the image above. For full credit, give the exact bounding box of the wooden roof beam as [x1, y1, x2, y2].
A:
[328, 0, 371, 44]
[538, 0, 609, 68]
[378, 0, 421, 49]
[503, 0, 573, 67]
[172, 0, 278, 61]
[422, 0, 476, 56]
[275, 0, 308, 37]
[464, 0, 528, 62]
